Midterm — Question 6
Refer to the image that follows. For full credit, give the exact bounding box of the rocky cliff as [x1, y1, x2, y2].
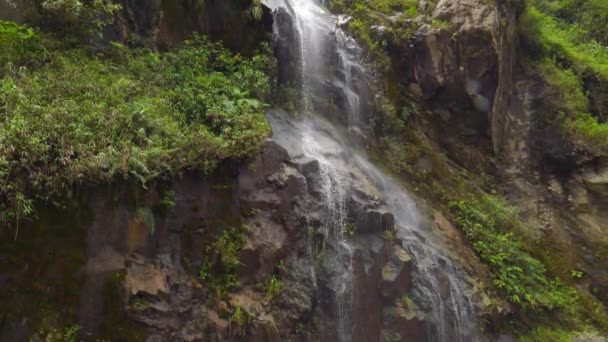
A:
[112, 0, 273, 53]
[1, 0, 607, 340]
[365, 0, 608, 335]
[2, 138, 431, 341]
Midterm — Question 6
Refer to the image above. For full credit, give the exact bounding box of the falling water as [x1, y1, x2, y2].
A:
[264, 0, 479, 340]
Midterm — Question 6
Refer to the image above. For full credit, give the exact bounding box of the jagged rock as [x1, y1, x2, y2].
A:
[204, 307, 230, 336]
[348, 184, 395, 234]
[178, 321, 203, 342]
[248, 313, 281, 342]
[124, 261, 169, 296]
[582, 162, 608, 196]
[381, 302, 427, 342]
[381, 246, 413, 299]
[371, 25, 388, 40]
[112, 0, 273, 53]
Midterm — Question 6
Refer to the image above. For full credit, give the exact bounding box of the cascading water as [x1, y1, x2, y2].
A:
[264, 0, 480, 340]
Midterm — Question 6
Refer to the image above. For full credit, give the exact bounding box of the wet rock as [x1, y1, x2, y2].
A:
[382, 302, 427, 342]
[381, 246, 413, 299]
[371, 25, 388, 40]
[274, 6, 302, 87]
[248, 313, 281, 342]
[353, 206, 395, 234]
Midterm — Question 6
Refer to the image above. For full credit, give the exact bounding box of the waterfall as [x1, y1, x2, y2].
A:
[264, 0, 480, 340]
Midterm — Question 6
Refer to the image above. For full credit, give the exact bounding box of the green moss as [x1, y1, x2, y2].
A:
[521, 4, 608, 79]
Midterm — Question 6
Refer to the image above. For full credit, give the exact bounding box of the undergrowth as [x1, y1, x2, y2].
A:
[199, 224, 248, 299]
[0, 24, 275, 230]
[520, 0, 608, 152]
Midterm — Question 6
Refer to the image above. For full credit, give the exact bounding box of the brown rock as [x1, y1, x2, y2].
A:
[124, 261, 169, 296]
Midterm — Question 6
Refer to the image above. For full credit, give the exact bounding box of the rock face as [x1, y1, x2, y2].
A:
[384, 0, 523, 157]
[0, 140, 428, 340]
[113, 0, 273, 54]
[382, 0, 607, 314]
[273, 6, 302, 87]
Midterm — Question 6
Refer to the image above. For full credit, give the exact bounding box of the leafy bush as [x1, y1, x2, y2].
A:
[335, 0, 418, 68]
[199, 225, 247, 298]
[0, 20, 43, 67]
[0, 27, 274, 229]
[6, 0, 121, 41]
[264, 275, 284, 300]
[450, 198, 573, 310]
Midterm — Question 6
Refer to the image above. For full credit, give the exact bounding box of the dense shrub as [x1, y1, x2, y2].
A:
[5, 0, 121, 41]
[450, 198, 574, 310]
[0, 26, 274, 229]
[332, 0, 419, 67]
[199, 224, 247, 298]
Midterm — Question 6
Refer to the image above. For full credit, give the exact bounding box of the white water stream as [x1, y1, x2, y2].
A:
[264, 0, 480, 340]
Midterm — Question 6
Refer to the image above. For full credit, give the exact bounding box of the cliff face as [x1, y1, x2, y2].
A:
[112, 0, 273, 53]
[2, 0, 607, 340]
[385, 0, 522, 158]
[382, 0, 608, 322]
[2, 139, 429, 341]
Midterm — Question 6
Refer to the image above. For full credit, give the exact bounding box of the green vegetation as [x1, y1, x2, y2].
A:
[331, 0, 419, 67]
[248, 0, 264, 21]
[264, 275, 284, 300]
[129, 296, 151, 311]
[199, 224, 247, 298]
[326, 0, 608, 337]
[34, 324, 80, 342]
[230, 306, 250, 336]
[450, 199, 573, 310]
[371, 102, 608, 335]
[343, 222, 357, 236]
[400, 293, 415, 310]
[6, 0, 121, 42]
[520, 0, 608, 152]
[518, 326, 576, 342]
[0, 22, 275, 231]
